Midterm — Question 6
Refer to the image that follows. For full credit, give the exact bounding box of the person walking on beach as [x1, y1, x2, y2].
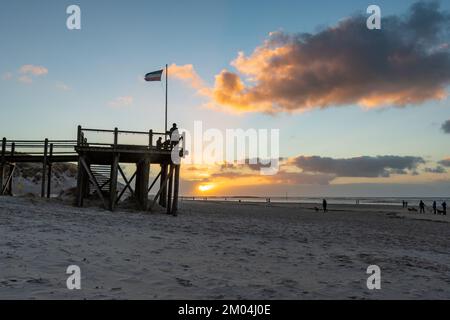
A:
[419, 200, 425, 214]
[442, 201, 447, 215]
[402, 200, 405, 208]
[322, 199, 328, 213]
[432, 201, 437, 215]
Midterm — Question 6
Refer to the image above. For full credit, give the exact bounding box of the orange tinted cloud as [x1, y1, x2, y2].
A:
[173, 2, 450, 113]
[19, 64, 48, 76]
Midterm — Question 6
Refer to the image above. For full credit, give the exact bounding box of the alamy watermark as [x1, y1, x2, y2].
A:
[367, 5, 381, 30]
[66, 5, 81, 30]
[366, 265, 381, 290]
[66, 265, 81, 290]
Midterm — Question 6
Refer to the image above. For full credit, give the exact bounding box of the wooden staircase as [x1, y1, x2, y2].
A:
[90, 164, 111, 195]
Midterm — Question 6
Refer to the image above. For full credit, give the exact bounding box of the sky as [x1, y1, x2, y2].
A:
[1, 0, 450, 197]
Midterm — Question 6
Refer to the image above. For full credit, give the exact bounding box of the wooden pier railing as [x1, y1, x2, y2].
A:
[77, 126, 169, 149]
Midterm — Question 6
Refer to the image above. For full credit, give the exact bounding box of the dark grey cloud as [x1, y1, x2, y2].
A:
[220, 158, 284, 171]
[293, 155, 425, 177]
[442, 119, 450, 133]
[438, 158, 450, 167]
[424, 166, 447, 173]
[210, 170, 335, 185]
[210, 1, 450, 112]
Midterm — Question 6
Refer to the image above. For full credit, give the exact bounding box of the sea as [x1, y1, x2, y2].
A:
[180, 196, 448, 207]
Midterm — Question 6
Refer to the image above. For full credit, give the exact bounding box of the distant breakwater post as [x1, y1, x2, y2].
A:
[0, 125, 186, 215]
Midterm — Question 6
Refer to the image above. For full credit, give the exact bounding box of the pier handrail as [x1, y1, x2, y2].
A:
[1, 138, 78, 157]
[77, 125, 171, 149]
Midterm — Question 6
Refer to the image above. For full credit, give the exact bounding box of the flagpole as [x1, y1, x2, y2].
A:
[165, 63, 168, 137]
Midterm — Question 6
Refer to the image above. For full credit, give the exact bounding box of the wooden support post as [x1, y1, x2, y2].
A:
[0, 138, 5, 193]
[41, 139, 48, 198]
[141, 159, 150, 210]
[135, 162, 141, 201]
[135, 160, 149, 210]
[149, 130, 153, 148]
[172, 164, 180, 216]
[83, 163, 90, 198]
[109, 153, 119, 211]
[113, 127, 118, 148]
[159, 163, 168, 207]
[47, 143, 53, 198]
[76, 154, 84, 207]
[8, 143, 15, 196]
[167, 164, 174, 214]
[79, 156, 108, 209]
[77, 125, 82, 145]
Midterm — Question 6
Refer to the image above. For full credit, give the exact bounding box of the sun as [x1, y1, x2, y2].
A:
[198, 184, 215, 192]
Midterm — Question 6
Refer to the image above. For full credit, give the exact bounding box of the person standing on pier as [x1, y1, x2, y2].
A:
[168, 123, 180, 148]
[322, 199, 328, 213]
[156, 137, 163, 150]
[419, 200, 425, 214]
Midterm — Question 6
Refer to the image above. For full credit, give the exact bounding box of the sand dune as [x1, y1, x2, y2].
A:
[0, 197, 449, 299]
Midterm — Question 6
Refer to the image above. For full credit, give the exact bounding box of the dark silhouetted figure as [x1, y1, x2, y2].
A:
[168, 123, 180, 148]
[442, 201, 447, 216]
[419, 200, 425, 214]
[405, 201, 408, 208]
[162, 139, 170, 150]
[432, 201, 437, 215]
[156, 137, 163, 150]
[322, 199, 328, 213]
[402, 200, 405, 208]
[168, 123, 177, 136]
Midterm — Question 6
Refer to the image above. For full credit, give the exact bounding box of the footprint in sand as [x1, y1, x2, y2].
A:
[176, 278, 193, 287]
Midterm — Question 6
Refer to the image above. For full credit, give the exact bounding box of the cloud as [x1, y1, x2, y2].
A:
[55, 82, 71, 91]
[292, 155, 425, 178]
[108, 96, 133, 108]
[438, 158, 450, 167]
[442, 119, 450, 133]
[424, 166, 447, 173]
[210, 170, 335, 185]
[1, 72, 13, 80]
[19, 64, 48, 76]
[169, 64, 205, 90]
[18, 75, 33, 84]
[174, 1, 450, 113]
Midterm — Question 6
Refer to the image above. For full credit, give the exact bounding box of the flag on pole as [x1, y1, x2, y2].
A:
[145, 69, 163, 81]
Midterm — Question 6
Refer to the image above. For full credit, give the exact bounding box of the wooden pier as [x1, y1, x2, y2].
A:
[0, 125, 184, 215]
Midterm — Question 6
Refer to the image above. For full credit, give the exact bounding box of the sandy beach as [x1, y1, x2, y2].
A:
[1, 196, 449, 300]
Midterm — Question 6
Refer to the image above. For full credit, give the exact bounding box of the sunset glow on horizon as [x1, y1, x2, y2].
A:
[198, 184, 215, 193]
